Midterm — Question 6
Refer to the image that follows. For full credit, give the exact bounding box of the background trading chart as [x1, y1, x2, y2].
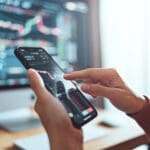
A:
[0, 0, 89, 88]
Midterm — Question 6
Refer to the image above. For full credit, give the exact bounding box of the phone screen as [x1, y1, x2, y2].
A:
[15, 47, 97, 127]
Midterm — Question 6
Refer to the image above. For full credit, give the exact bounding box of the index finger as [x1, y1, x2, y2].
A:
[64, 68, 115, 82]
[64, 68, 99, 80]
[64, 70, 89, 80]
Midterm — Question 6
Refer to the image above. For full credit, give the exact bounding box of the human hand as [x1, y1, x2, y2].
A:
[27, 69, 83, 150]
[64, 68, 145, 114]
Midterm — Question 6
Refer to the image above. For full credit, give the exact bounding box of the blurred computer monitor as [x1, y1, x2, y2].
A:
[0, 0, 101, 131]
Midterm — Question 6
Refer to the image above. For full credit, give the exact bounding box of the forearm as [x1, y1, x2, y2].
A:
[47, 127, 83, 150]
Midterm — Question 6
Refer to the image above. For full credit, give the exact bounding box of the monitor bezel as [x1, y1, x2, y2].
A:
[0, 85, 29, 90]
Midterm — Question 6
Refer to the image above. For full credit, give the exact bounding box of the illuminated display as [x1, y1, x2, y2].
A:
[15, 47, 95, 121]
[0, 0, 89, 88]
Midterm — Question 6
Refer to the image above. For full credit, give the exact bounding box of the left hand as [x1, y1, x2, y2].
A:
[27, 69, 83, 150]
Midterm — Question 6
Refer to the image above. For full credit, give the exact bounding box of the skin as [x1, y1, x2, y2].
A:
[27, 69, 83, 150]
[64, 68, 146, 114]
[27, 68, 146, 150]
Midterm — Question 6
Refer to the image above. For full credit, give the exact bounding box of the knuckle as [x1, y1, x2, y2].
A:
[111, 68, 116, 72]
[34, 101, 42, 115]
[85, 68, 92, 78]
[89, 84, 95, 93]
[34, 102, 39, 112]
[110, 68, 118, 74]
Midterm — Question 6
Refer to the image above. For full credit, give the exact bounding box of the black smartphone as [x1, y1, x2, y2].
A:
[14, 47, 97, 128]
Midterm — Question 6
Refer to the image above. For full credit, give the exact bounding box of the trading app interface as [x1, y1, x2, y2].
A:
[19, 48, 95, 120]
[0, 0, 88, 88]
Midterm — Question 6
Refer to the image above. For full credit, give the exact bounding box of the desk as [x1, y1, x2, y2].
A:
[0, 110, 150, 150]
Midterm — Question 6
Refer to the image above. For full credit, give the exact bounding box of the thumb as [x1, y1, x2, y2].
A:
[27, 69, 50, 98]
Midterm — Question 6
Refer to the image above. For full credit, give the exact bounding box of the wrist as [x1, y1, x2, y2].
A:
[127, 96, 150, 135]
[127, 95, 149, 115]
[48, 126, 83, 150]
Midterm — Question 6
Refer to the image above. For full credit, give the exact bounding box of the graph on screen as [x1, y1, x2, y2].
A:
[0, 0, 85, 87]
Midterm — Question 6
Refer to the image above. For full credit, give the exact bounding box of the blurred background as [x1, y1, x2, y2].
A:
[100, 0, 150, 111]
[0, 0, 150, 149]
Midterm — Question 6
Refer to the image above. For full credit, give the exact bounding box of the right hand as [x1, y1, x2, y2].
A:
[64, 68, 145, 114]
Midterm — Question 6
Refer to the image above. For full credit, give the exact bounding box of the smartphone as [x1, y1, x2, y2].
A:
[14, 47, 97, 128]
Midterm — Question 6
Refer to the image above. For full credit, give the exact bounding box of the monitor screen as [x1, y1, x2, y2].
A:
[0, 0, 89, 89]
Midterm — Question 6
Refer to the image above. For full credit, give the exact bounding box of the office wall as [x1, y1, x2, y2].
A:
[99, 0, 150, 97]
[99, 0, 150, 112]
